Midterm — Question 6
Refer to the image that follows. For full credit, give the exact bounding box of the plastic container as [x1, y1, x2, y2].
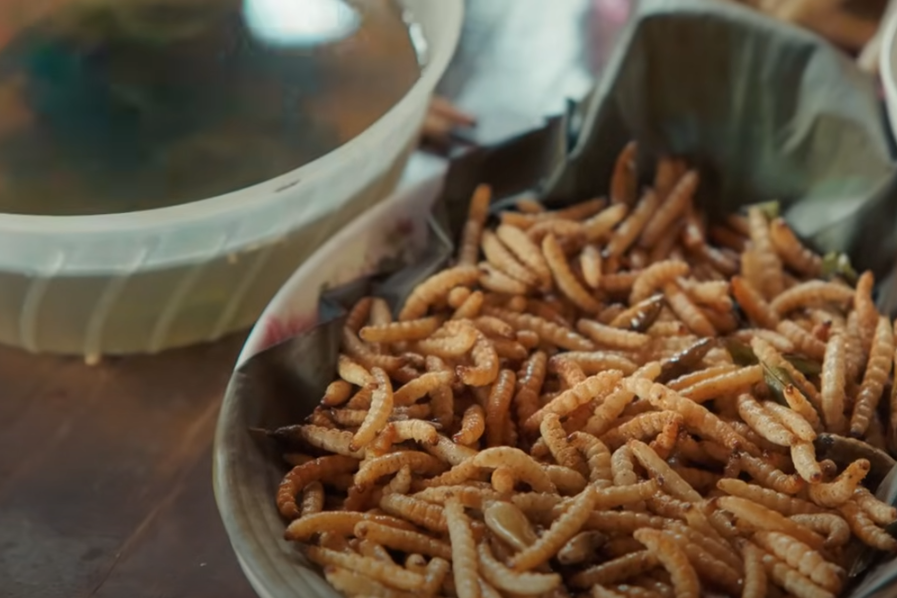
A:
[0, 0, 463, 357]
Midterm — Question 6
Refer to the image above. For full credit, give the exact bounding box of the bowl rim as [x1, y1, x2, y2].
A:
[0, 0, 463, 238]
[211, 97, 459, 598]
[233, 151, 448, 368]
[209, 192, 405, 598]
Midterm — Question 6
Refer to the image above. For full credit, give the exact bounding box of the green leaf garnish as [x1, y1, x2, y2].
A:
[783, 355, 821, 376]
[753, 201, 780, 220]
[723, 339, 758, 367]
[821, 252, 858, 285]
[760, 362, 794, 406]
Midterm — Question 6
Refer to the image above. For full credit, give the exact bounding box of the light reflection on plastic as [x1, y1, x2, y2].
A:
[242, 0, 360, 48]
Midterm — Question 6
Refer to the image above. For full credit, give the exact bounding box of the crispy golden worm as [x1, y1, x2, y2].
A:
[611, 141, 638, 206]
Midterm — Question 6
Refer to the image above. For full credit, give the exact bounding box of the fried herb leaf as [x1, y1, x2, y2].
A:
[658, 338, 715, 383]
[753, 200, 780, 220]
[621, 294, 665, 332]
[814, 433, 896, 489]
[723, 338, 758, 366]
[782, 354, 822, 376]
[821, 252, 858, 285]
[760, 362, 794, 405]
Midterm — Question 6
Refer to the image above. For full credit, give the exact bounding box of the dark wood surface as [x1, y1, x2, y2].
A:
[0, 1, 620, 596]
[0, 335, 250, 598]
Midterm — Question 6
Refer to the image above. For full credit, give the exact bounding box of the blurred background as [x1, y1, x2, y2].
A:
[2, 0, 897, 597]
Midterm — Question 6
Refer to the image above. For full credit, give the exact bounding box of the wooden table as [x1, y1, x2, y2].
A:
[0, 2, 625, 596]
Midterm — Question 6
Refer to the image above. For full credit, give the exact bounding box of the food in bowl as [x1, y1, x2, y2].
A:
[0, 0, 420, 215]
[256, 143, 897, 598]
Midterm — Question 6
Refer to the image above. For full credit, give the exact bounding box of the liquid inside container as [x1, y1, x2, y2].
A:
[0, 0, 422, 215]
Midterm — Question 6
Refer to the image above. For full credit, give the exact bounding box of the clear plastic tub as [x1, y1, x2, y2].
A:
[0, 0, 463, 356]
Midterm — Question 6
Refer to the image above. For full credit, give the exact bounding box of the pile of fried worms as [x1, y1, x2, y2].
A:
[263, 142, 897, 598]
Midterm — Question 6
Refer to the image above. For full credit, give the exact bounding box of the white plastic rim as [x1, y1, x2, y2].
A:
[881, 4, 897, 141]
[234, 151, 448, 368]
[0, 0, 464, 275]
